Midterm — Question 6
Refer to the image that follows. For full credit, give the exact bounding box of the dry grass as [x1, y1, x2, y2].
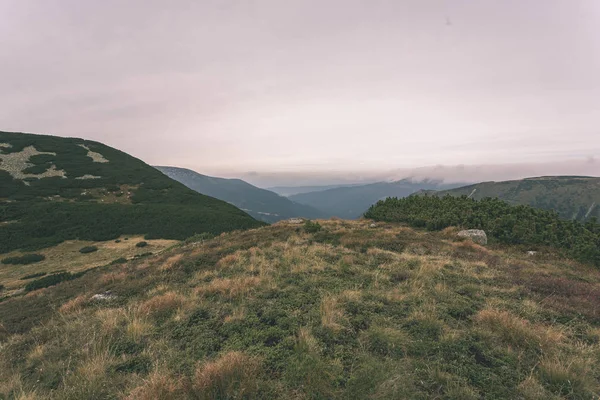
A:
[99, 270, 128, 285]
[59, 294, 89, 315]
[320, 294, 345, 332]
[193, 351, 261, 400]
[475, 308, 564, 351]
[159, 254, 184, 272]
[139, 291, 186, 316]
[126, 369, 182, 400]
[195, 276, 262, 299]
[95, 308, 123, 335]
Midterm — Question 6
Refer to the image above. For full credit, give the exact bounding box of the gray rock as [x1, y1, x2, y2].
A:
[369, 223, 377, 228]
[287, 218, 305, 224]
[91, 291, 116, 301]
[457, 229, 488, 245]
[527, 251, 537, 256]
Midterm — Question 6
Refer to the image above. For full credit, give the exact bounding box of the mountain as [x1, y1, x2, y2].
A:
[155, 166, 325, 223]
[0, 131, 264, 253]
[2, 219, 599, 398]
[288, 179, 466, 219]
[267, 183, 365, 197]
[419, 176, 600, 221]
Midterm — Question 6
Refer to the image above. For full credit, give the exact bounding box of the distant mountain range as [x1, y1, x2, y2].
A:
[268, 183, 365, 197]
[155, 166, 324, 223]
[418, 176, 600, 221]
[0, 131, 263, 253]
[288, 179, 466, 219]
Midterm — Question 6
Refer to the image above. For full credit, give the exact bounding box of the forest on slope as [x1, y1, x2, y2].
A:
[0, 132, 263, 253]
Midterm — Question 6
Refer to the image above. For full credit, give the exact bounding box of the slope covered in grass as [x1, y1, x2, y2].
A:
[1, 220, 599, 399]
[0, 131, 264, 253]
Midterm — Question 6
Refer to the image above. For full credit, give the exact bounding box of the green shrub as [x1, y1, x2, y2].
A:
[110, 257, 127, 265]
[0, 284, 4, 292]
[185, 232, 215, 244]
[24, 272, 78, 292]
[365, 195, 600, 266]
[20, 272, 48, 280]
[79, 246, 98, 254]
[1, 253, 46, 265]
[135, 241, 148, 248]
[304, 220, 322, 233]
[115, 239, 121, 243]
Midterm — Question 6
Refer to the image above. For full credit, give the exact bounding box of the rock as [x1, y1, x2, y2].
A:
[369, 223, 377, 228]
[527, 251, 537, 256]
[287, 218, 304, 224]
[91, 291, 116, 301]
[457, 229, 488, 245]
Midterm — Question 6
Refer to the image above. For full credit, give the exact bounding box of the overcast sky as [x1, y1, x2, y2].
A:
[1, 0, 599, 186]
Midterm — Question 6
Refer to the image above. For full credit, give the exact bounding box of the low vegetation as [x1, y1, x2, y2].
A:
[0, 220, 598, 398]
[79, 246, 98, 254]
[366, 195, 600, 266]
[135, 241, 148, 248]
[1, 253, 45, 265]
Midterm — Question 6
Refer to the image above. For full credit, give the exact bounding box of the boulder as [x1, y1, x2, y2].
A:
[527, 251, 537, 256]
[369, 223, 377, 228]
[287, 218, 305, 224]
[457, 229, 487, 245]
[91, 291, 116, 301]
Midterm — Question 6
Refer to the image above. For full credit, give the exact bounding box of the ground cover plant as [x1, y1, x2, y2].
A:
[0, 220, 598, 399]
[366, 195, 600, 266]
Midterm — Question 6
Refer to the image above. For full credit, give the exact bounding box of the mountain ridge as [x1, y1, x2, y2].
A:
[0, 131, 264, 253]
[155, 166, 325, 223]
[417, 175, 600, 221]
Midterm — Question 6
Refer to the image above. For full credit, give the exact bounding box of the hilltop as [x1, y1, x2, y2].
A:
[419, 176, 600, 221]
[289, 179, 465, 219]
[0, 219, 599, 399]
[155, 166, 324, 223]
[0, 131, 264, 253]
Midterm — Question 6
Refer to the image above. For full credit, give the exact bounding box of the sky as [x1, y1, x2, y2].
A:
[1, 0, 599, 187]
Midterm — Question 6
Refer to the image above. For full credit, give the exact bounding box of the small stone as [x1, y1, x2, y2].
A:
[91, 291, 116, 301]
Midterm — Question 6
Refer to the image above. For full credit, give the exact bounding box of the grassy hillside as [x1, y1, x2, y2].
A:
[155, 166, 324, 223]
[366, 195, 600, 267]
[422, 176, 600, 221]
[289, 179, 465, 219]
[0, 131, 264, 253]
[0, 220, 599, 399]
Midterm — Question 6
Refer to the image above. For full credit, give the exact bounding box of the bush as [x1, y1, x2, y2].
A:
[304, 220, 322, 233]
[79, 246, 98, 254]
[0, 284, 4, 292]
[20, 272, 48, 280]
[365, 195, 600, 266]
[24, 272, 78, 292]
[185, 232, 215, 244]
[1, 253, 45, 265]
[136, 241, 148, 248]
[115, 239, 121, 243]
